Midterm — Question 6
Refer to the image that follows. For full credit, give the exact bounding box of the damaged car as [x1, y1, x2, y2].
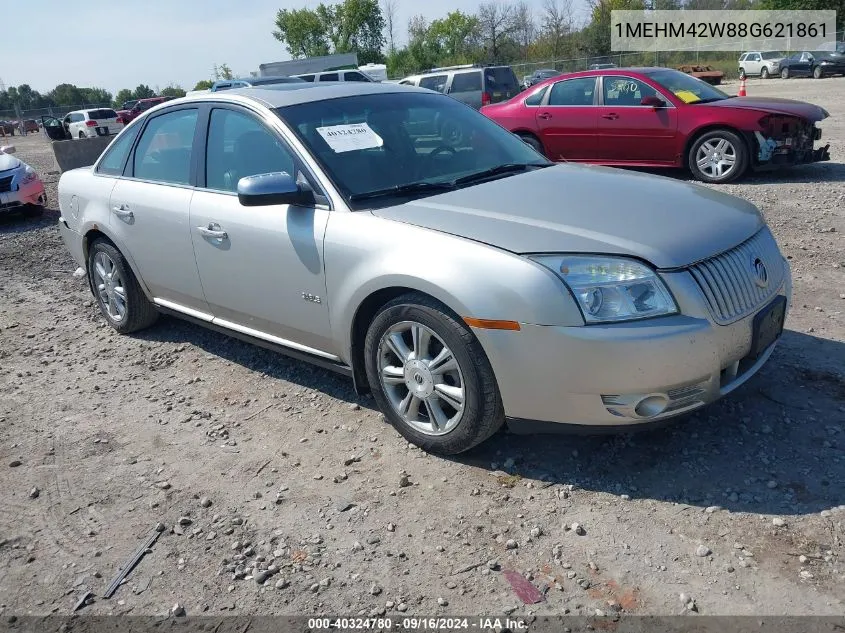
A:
[481, 67, 829, 183]
[0, 144, 47, 217]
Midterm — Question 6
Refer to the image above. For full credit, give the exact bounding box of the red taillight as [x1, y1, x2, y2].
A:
[481, 92, 491, 106]
[85, 120, 97, 127]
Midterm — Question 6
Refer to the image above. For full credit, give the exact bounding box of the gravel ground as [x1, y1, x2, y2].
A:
[1, 77, 843, 619]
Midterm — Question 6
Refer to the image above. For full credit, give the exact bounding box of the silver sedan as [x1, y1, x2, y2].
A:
[57, 83, 791, 454]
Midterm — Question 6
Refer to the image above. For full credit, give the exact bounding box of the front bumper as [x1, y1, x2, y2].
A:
[0, 177, 46, 213]
[475, 263, 792, 429]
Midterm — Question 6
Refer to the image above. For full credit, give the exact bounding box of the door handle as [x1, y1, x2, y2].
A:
[601, 113, 619, 120]
[197, 224, 228, 240]
[538, 112, 552, 120]
[112, 205, 133, 220]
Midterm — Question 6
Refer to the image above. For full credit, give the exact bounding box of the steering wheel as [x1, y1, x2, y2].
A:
[419, 145, 458, 179]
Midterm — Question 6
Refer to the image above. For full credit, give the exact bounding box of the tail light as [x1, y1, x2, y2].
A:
[481, 92, 491, 106]
[85, 120, 98, 127]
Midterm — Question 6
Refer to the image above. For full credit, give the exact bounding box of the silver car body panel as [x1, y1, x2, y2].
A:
[57, 83, 792, 429]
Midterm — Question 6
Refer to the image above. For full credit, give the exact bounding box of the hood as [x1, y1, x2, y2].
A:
[709, 96, 828, 121]
[371, 164, 764, 269]
[0, 153, 22, 172]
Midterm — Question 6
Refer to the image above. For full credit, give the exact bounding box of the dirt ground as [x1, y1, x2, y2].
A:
[1, 77, 843, 620]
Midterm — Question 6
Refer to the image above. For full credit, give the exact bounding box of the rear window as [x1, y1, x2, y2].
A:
[450, 71, 482, 92]
[484, 67, 518, 90]
[87, 109, 117, 120]
[419, 74, 448, 93]
[343, 71, 370, 82]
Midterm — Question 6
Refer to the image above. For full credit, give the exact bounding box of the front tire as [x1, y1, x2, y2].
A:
[364, 293, 504, 454]
[688, 129, 747, 184]
[87, 240, 158, 334]
[761, 67, 770, 79]
[781, 68, 790, 79]
[813, 66, 823, 79]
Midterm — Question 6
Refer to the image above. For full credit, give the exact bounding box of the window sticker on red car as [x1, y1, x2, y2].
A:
[316, 122, 384, 153]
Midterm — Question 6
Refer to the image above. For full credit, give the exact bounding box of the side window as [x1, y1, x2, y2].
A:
[299, 75, 315, 82]
[419, 74, 448, 93]
[751, 54, 761, 61]
[602, 77, 658, 106]
[449, 71, 482, 93]
[548, 77, 596, 106]
[320, 73, 339, 82]
[524, 85, 549, 106]
[739, 54, 747, 62]
[133, 109, 198, 185]
[97, 125, 141, 176]
[205, 108, 296, 193]
[343, 71, 369, 82]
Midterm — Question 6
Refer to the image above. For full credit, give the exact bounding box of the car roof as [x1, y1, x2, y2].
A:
[173, 81, 425, 109]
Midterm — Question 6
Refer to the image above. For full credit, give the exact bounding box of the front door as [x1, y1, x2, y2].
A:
[108, 106, 209, 313]
[189, 106, 334, 355]
[595, 76, 678, 164]
[745, 53, 763, 75]
[536, 77, 599, 161]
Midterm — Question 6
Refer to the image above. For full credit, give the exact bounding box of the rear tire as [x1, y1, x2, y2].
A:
[761, 67, 769, 79]
[364, 293, 504, 454]
[688, 129, 747, 184]
[781, 68, 789, 79]
[87, 239, 158, 334]
[518, 133, 546, 157]
[78, 131, 85, 139]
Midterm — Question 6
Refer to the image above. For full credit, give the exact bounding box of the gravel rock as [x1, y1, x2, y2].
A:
[398, 473, 410, 488]
[437, 597, 448, 607]
[505, 539, 518, 550]
[370, 583, 383, 596]
[9, 460, 22, 468]
[772, 517, 787, 527]
[29, 487, 40, 499]
[254, 570, 273, 585]
[171, 603, 186, 617]
[200, 497, 212, 508]
[695, 545, 712, 557]
[570, 523, 585, 536]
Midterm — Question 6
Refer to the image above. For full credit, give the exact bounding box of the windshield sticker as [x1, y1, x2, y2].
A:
[673, 90, 701, 103]
[316, 123, 384, 153]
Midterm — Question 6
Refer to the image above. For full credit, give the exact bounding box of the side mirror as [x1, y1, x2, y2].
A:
[237, 172, 316, 207]
[641, 95, 666, 108]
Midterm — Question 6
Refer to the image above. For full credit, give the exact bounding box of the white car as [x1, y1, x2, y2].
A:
[63, 108, 124, 139]
[293, 69, 374, 83]
[738, 52, 785, 79]
[0, 145, 47, 217]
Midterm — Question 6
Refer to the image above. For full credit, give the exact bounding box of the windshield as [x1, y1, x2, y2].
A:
[276, 92, 549, 206]
[761, 51, 783, 59]
[645, 69, 729, 103]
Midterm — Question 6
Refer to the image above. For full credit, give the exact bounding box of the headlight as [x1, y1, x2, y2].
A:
[530, 255, 678, 323]
[20, 165, 38, 185]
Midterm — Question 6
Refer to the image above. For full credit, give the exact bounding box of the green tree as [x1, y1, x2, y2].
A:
[274, 7, 331, 57]
[759, 0, 844, 28]
[79, 87, 113, 105]
[213, 64, 234, 80]
[47, 83, 85, 106]
[193, 79, 214, 91]
[133, 84, 156, 100]
[114, 89, 135, 108]
[584, 0, 645, 57]
[160, 85, 186, 98]
[427, 11, 482, 62]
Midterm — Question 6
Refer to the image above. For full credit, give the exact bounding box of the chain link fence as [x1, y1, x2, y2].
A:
[0, 103, 113, 136]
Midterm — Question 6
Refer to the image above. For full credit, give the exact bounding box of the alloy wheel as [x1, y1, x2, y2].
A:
[92, 251, 127, 322]
[695, 137, 738, 179]
[377, 320, 465, 436]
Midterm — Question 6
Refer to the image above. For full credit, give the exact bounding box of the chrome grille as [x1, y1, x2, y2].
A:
[0, 175, 13, 193]
[688, 227, 784, 324]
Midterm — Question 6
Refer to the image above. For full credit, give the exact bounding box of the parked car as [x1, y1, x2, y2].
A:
[780, 50, 845, 78]
[116, 96, 174, 125]
[481, 67, 830, 183]
[0, 121, 16, 136]
[23, 119, 39, 134]
[399, 64, 520, 108]
[62, 108, 124, 139]
[293, 69, 375, 83]
[0, 144, 46, 217]
[738, 51, 784, 79]
[209, 76, 305, 92]
[524, 69, 560, 88]
[121, 99, 139, 111]
[58, 82, 792, 454]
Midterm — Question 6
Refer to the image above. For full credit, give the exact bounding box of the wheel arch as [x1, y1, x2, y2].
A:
[683, 123, 751, 168]
[82, 225, 153, 300]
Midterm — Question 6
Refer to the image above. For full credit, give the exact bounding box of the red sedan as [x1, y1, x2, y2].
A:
[481, 67, 830, 183]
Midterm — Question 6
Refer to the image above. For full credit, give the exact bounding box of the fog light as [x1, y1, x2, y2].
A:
[633, 395, 669, 418]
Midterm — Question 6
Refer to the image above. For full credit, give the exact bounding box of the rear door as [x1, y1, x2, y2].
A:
[108, 106, 210, 313]
[595, 75, 678, 164]
[484, 67, 519, 104]
[447, 71, 483, 108]
[535, 76, 599, 161]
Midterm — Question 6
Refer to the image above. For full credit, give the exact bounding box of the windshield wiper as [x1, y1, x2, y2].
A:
[451, 163, 549, 187]
[694, 97, 731, 104]
[348, 181, 456, 202]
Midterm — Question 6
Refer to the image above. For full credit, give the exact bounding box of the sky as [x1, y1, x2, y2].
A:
[1, 0, 590, 97]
